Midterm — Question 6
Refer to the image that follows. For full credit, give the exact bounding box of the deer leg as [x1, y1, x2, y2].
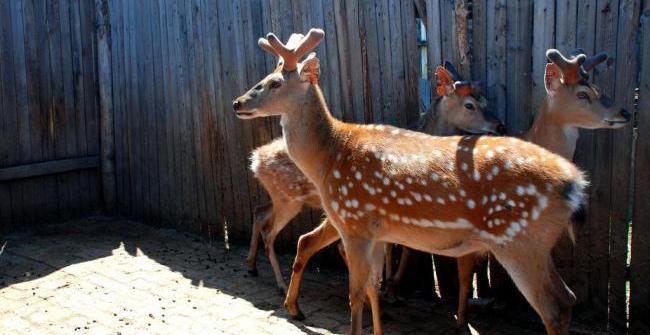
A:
[247, 203, 273, 276]
[367, 242, 385, 335]
[284, 218, 341, 320]
[342, 237, 374, 335]
[456, 252, 478, 329]
[385, 246, 410, 301]
[263, 201, 303, 294]
[492, 249, 576, 335]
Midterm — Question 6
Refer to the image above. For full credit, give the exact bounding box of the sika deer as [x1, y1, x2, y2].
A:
[454, 49, 631, 330]
[234, 28, 587, 335]
[247, 60, 503, 296]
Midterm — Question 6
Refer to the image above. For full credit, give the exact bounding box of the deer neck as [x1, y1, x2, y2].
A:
[280, 84, 343, 185]
[524, 98, 579, 159]
[422, 97, 458, 136]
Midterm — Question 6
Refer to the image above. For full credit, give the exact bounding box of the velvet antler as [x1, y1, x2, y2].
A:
[258, 28, 325, 71]
[546, 49, 586, 85]
[443, 61, 481, 96]
[582, 52, 608, 73]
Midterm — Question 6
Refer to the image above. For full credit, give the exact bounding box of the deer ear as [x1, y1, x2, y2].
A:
[435, 66, 455, 96]
[298, 53, 320, 84]
[544, 63, 563, 96]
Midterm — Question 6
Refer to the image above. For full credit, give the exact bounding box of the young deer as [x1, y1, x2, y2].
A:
[234, 28, 587, 335]
[454, 49, 631, 330]
[247, 60, 504, 296]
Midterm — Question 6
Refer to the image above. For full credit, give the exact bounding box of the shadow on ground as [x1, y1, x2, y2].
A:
[0, 217, 557, 334]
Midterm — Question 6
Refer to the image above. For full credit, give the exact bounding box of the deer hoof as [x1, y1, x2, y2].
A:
[247, 268, 259, 277]
[290, 310, 306, 321]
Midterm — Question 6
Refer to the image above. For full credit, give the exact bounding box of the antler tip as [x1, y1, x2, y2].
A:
[308, 28, 325, 37]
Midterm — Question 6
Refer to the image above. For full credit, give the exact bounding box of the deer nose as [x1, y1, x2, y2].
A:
[232, 100, 242, 111]
[620, 108, 631, 121]
[496, 124, 507, 135]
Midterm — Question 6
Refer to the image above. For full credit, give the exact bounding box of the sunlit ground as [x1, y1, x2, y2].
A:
[0, 218, 546, 334]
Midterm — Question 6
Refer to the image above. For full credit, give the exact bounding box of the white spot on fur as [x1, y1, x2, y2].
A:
[333, 170, 341, 179]
[466, 199, 476, 209]
[331, 201, 339, 211]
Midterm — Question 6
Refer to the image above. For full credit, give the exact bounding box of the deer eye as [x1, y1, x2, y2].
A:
[464, 103, 475, 110]
[269, 80, 282, 89]
[577, 92, 590, 101]
[254, 83, 263, 90]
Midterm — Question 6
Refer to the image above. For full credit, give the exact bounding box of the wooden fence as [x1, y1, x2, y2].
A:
[0, 0, 101, 230]
[1, 0, 649, 333]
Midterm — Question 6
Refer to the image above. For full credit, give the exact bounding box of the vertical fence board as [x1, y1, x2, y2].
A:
[630, 4, 650, 333]
[531, 1, 555, 119]
[608, 1, 640, 331]
[587, 1, 620, 327]
[570, 0, 598, 305]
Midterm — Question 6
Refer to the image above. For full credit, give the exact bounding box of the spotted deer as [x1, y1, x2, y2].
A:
[247, 59, 504, 297]
[454, 49, 631, 330]
[233, 28, 588, 335]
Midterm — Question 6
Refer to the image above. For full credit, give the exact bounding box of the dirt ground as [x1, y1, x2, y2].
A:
[0, 218, 556, 334]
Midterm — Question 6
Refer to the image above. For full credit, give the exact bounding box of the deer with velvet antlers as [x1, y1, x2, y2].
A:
[246, 57, 504, 299]
[233, 28, 587, 335]
[454, 48, 630, 330]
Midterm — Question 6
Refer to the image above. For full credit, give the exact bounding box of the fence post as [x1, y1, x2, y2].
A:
[95, 0, 115, 212]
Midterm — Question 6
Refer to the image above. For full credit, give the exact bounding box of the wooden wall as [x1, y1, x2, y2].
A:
[0, 0, 101, 232]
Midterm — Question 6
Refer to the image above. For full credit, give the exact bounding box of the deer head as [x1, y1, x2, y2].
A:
[233, 29, 325, 119]
[429, 62, 505, 135]
[544, 49, 630, 129]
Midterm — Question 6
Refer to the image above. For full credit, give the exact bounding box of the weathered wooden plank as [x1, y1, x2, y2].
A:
[216, 0, 249, 241]
[531, 0, 555, 116]
[59, 0, 84, 217]
[425, 0, 442, 77]
[360, 0, 383, 123]
[0, 156, 100, 182]
[555, 0, 578, 52]
[399, 0, 419, 126]
[70, 0, 92, 214]
[570, 0, 599, 305]
[333, 0, 355, 122]
[152, 0, 168, 223]
[8, 0, 32, 223]
[322, 0, 344, 121]
[95, 0, 113, 213]
[506, 0, 532, 135]
[80, 0, 101, 210]
[470, 0, 487, 87]
[110, 0, 129, 214]
[485, 0, 507, 124]
[607, 1, 641, 331]
[188, 0, 210, 232]
[630, 6, 650, 333]
[586, 0, 620, 328]
[376, 0, 395, 125]
[439, 0, 459, 75]
[140, 0, 159, 222]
